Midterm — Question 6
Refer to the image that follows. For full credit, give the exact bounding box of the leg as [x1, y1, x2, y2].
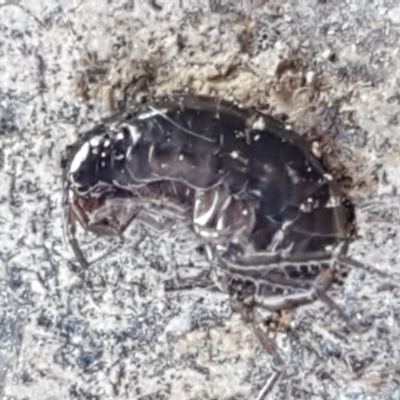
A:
[64, 204, 91, 268]
[64, 203, 133, 268]
[135, 213, 176, 234]
[225, 266, 360, 399]
[254, 269, 332, 311]
[67, 224, 126, 269]
[336, 253, 395, 280]
[219, 249, 362, 331]
[252, 324, 285, 400]
[233, 301, 285, 399]
[250, 269, 362, 332]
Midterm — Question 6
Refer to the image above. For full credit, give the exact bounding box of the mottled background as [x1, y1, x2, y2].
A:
[1, 1, 400, 399]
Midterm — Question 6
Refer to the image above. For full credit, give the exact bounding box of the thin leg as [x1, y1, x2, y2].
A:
[164, 268, 215, 292]
[254, 370, 282, 400]
[69, 235, 90, 268]
[236, 303, 285, 399]
[254, 270, 332, 311]
[247, 321, 285, 399]
[337, 254, 395, 280]
[136, 213, 175, 234]
[64, 208, 90, 268]
[216, 253, 332, 289]
[316, 290, 364, 333]
[252, 325, 284, 369]
[69, 230, 126, 269]
[255, 271, 363, 332]
[64, 201, 137, 268]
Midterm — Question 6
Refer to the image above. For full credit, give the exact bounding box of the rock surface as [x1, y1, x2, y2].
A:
[1, 1, 400, 399]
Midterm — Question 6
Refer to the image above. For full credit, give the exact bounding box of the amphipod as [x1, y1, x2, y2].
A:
[63, 95, 360, 398]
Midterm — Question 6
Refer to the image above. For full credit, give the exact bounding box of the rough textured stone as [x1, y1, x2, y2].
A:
[1, 1, 400, 399]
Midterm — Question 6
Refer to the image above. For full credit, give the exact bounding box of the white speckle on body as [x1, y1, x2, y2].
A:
[325, 195, 341, 208]
[286, 165, 300, 184]
[89, 136, 102, 147]
[300, 202, 312, 212]
[252, 117, 266, 131]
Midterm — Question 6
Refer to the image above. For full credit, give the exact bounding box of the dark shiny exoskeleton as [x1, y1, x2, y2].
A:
[62, 95, 356, 398]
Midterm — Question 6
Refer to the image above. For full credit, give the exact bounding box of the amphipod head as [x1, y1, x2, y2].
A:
[62, 123, 143, 267]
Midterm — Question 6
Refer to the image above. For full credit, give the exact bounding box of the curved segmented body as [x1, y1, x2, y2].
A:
[64, 95, 354, 267]
[63, 95, 356, 398]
